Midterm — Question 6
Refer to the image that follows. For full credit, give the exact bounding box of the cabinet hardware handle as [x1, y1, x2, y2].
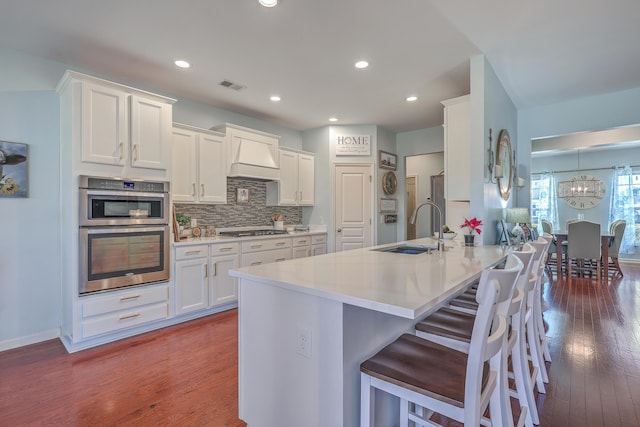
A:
[120, 294, 141, 301]
[119, 312, 140, 320]
[133, 144, 138, 161]
[205, 264, 209, 278]
[192, 183, 196, 197]
[251, 261, 262, 266]
[220, 247, 233, 252]
[295, 190, 298, 201]
[213, 263, 218, 277]
[201, 183, 205, 197]
[275, 258, 286, 262]
[119, 142, 124, 160]
[276, 242, 286, 246]
[300, 191, 303, 201]
[297, 240, 306, 244]
[251, 244, 263, 249]
[186, 250, 201, 255]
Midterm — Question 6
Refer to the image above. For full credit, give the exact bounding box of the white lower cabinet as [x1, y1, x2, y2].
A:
[79, 283, 170, 339]
[311, 234, 327, 256]
[292, 236, 311, 259]
[174, 245, 209, 315]
[210, 242, 240, 307]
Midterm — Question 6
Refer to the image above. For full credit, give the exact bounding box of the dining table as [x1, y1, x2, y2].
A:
[553, 230, 612, 277]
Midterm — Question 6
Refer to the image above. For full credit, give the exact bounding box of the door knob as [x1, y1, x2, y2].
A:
[337, 228, 342, 232]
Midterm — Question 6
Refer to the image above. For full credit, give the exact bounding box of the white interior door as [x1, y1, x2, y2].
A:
[334, 164, 373, 252]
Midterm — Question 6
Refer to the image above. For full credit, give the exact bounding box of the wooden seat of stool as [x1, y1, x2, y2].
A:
[360, 333, 489, 408]
[415, 307, 474, 344]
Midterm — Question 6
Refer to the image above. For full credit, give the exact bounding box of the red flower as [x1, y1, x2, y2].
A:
[461, 217, 483, 235]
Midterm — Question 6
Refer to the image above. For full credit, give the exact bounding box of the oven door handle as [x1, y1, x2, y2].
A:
[83, 225, 169, 235]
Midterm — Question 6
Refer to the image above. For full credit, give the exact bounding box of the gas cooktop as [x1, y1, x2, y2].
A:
[218, 229, 288, 237]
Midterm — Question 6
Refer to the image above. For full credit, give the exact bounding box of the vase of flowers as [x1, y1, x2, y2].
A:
[460, 217, 483, 247]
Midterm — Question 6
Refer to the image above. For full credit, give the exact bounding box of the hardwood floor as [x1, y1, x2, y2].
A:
[1, 264, 639, 426]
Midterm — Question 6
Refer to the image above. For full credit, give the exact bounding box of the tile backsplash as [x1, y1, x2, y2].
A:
[175, 177, 302, 230]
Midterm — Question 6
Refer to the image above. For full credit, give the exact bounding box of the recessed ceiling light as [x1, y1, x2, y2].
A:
[406, 96, 418, 102]
[270, 95, 281, 102]
[329, 117, 338, 122]
[259, 0, 278, 7]
[354, 60, 369, 69]
[174, 60, 190, 68]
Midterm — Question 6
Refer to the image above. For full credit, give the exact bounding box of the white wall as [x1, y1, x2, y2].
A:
[0, 91, 61, 346]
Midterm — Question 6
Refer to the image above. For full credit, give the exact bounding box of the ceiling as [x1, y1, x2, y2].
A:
[1, 0, 639, 133]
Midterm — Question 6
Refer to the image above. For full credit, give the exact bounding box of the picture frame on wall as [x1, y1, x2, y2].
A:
[379, 198, 397, 213]
[237, 188, 250, 204]
[0, 140, 28, 198]
[378, 150, 397, 170]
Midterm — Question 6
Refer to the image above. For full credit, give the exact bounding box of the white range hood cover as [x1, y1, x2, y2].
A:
[229, 137, 280, 181]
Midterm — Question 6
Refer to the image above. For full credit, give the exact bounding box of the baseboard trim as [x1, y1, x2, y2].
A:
[0, 328, 61, 352]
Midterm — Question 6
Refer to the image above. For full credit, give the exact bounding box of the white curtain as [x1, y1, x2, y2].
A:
[609, 166, 636, 255]
[537, 172, 559, 230]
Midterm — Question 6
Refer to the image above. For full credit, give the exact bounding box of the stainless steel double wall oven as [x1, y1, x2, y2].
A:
[78, 175, 170, 295]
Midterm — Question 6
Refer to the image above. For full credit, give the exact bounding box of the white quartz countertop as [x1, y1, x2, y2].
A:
[173, 230, 326, 246]
[229, 238, 509, 319]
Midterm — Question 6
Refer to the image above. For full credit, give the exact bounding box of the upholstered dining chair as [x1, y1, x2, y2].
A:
[607, 220, 626, 277]
[566, 220, 601, 278]
[540, 220, 557, 272]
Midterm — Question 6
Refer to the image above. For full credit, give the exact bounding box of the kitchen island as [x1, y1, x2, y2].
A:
[230, 238, 508, 427]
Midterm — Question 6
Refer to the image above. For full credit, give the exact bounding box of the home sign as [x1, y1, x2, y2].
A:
[335, 134, 371, 156]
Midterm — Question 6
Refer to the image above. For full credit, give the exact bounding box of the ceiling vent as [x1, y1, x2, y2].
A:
[219, 80, 245, 91]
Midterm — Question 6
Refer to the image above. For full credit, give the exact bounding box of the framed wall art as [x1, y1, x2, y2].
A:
[0, 141, 28, 198]
[378, 150, 397, 170]
[237, 188, 250, 204]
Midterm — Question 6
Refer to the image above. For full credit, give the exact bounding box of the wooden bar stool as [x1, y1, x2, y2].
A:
[415, 246, 538, 427]
[360, 255, 522, 427]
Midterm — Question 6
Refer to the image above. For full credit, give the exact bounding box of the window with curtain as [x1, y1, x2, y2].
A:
[531, 173, 558, 232]
[610, 167, 639, 254]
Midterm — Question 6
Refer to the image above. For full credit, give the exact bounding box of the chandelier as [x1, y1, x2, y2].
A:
[557, 176, 605, 199]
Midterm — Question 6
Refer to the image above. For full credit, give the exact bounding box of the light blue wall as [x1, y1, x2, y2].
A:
[517, 86, 640, 208]
[376, 127, 398, 245]
[471, 56, 518, 245]
[0, 91, 61, 344]
[396, 126, 444, 240]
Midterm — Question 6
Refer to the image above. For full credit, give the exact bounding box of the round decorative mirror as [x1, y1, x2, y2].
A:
[496, 129, 512, 201]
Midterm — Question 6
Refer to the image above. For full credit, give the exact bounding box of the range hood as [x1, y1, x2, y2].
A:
[228, 137, 280, 181]
[212, 123, 280, 181]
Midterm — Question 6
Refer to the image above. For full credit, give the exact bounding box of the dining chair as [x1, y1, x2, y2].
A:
[414, 248, 538, 427]
[360, 255, 522, 427]
[540, 220, 557, 272]
[607, 220, 626, 277]
[566, 220, 601, 278]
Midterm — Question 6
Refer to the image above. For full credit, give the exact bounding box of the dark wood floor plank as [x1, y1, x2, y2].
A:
[2, 264, 640, 426]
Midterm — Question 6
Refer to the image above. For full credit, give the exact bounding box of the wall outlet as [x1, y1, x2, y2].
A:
[296, 326, 312, 359]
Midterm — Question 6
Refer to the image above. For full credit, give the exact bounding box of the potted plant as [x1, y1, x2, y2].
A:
[460, 217, 483, 247]
[176, 213, 191, 235]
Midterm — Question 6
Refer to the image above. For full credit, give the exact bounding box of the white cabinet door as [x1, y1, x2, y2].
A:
[298, 153, 315, 205]
[130, 95, 171, 170]
[442, 95, 470, 201]
[81, 82, 128, 165]
[198, 133, 227, 204]
[174, 258, 209, 315]
[172, 128, 198, 203]
[292, 246, 310, 259]
[278, 150, 299, 205]
[210, 254, 239, 306]
[311, 244, 327, 256]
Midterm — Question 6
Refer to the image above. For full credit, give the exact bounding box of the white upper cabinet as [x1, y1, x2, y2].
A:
[266, 148, 315, 206]
[442, 95, 470, 201]
[57, 70, 175, 176]
[172, 124, 227, 204]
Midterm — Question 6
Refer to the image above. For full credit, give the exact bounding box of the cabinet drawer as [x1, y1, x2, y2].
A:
[211, 242, 240, 256]
[175, 245, 209, 260]
[81, 285, 169, 318]
[241, 248, 291, 267]
[81, 303, 169, 339]
[241, 238, 291, 253]
[292, 236, 311, 247]
[311, 234, 326, 244]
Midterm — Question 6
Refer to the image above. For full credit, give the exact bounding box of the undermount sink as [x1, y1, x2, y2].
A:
[373, 244, 435, 255]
